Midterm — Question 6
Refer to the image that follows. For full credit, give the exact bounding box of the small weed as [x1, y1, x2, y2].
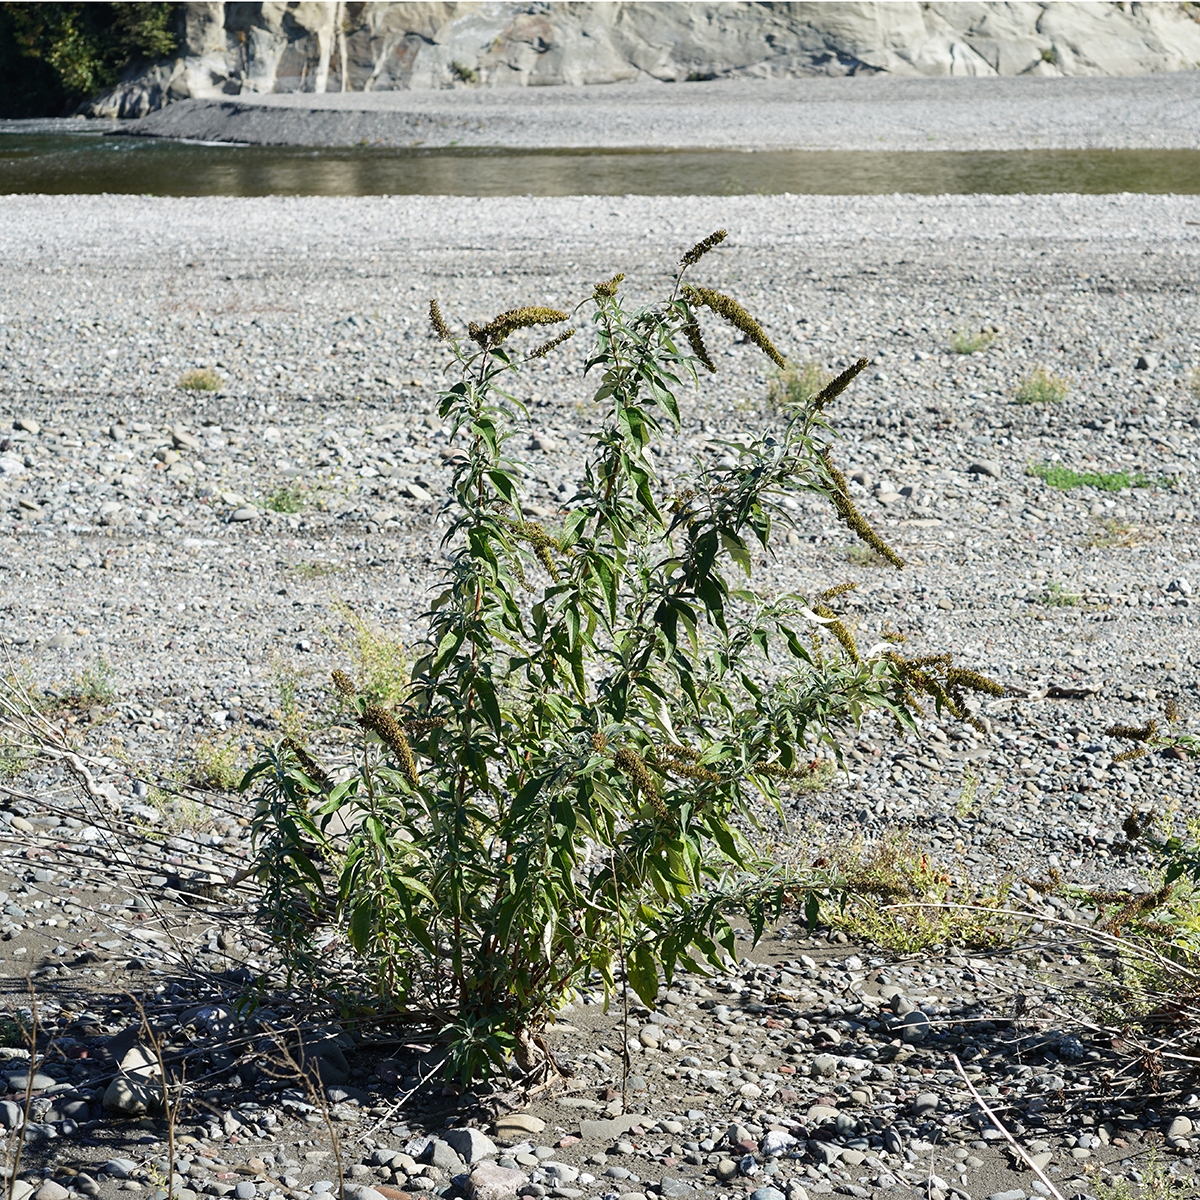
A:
[1190, 367, 1200, 400]
[0, 1016, 29, 1048]
[289, 559, 343, 579]
[51, 657, 117, 711]
[792, 758, 837, 794]
[845, 542, 892, 568]
[271, 653, 305, 739]
[1087, 517, 1153, 549]
[266, 486, 306, 514]
[1041, 46, 1058, 64]
[190, 734, 246, 792]
[768, 358, 832, 410]
[333, 603, 409, 706]
[1092, 1149, 1191, 1200]
[1027, 463, 1174, 491]
[449, 60, 477, 83]
[823, 835, 1012, 953]
[142, 776, 214, 834]
[1015, 365, 1069, 404]
[949, 324, 995, 354]
[1041, 580, 1082, 607]
[955, 768, 980, 818]
[178, 368, 222, 392]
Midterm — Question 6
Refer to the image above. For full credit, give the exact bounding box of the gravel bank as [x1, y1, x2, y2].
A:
[1, 191, 1199, 1199]
[119, 72, 1200, 151]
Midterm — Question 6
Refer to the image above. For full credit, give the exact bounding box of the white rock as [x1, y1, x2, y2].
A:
[443, 1127, 499, 1164]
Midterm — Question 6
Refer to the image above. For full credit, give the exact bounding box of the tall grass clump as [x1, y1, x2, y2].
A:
[178, 368, 222, 392]
[243, 230, 1002, 1082]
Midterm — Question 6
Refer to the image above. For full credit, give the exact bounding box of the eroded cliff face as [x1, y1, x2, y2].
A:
[85, 1, 1200, 118]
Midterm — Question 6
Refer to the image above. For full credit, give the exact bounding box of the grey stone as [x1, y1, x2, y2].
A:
[543, 1164, 579, 1185]
[579, 1115, 643, 1142]
[496, 1112, 546, 1138]
[809, 1142, 842, 1166]
[74, 1174, 101, 1198]
[1166, 1114, 1193, 1138]
[881, 1127, 904, 1155]
[0, 1099, 25, 1128]
[5, 1071, 58, 1092]
[811, 1054, 839, 1078]
[714, 1161, 739, 1182]
[35, 1183, 69, 1200]
[467, 1163, 527, 1200]
[750, 1189, 785, 1200]
[173, 428, 202, 451]
[401, 481, 433, 503]
[103, 1161, 139, 1180]
[986, 1192, 1026, 1200]
[15, 417, 40, 435]
[426, 1139, 468, 1174]
[912, 1092, 939, 1117]
[231, 506, 258, 522]
[233, 1184, 258, 1200]
[342, 1188, 385, 1200]
[1135, 353, 1158, 371]
[658, 1180, 691, 1200]
[900, 1011, 931, 1044]
[968, 460, 1002, 478]
[102, 1075, 163, 1116]
[444, 1128, 499, 1164]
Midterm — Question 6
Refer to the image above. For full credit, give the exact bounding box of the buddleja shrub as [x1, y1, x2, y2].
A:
[243, 230, 1001, 1082]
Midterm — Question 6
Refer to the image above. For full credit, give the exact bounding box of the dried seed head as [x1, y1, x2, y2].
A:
[593, 273, 625, 298]
[810, 357, 870, 411]
[945, 667, 1006, 698]
[404, 716, 447, 737]
[1164, 696, 1179, 723]
[479, 306, 569, 349]
[682, 285, 785, 368]
[1105, 720, 1157, 743]
[359, 703, 419, 788]
[822, 448, 904, 569]
[820, 582, 858, 602]
[613, 746, 668, 821]
[529, 328, 575, 360]
[282, 737, 332, 791]
[331, 670, 357, 697]
[682, 317, 717, 373]
[429, 298, 451, 340]
[680, 228, 727, 267]
[1112, 745, 1147, 763]
[591, 729, 608, 753]
[813, 602, 860, 663]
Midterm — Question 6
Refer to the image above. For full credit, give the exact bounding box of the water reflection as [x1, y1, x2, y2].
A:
[1, 132, 1198, 196]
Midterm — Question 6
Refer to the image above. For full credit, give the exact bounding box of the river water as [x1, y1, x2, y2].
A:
[2, 125, 1199, 196]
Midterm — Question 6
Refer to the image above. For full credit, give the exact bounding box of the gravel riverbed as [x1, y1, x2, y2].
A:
[0, 192, 1199, 1200]
[120, 73, 1200, 152]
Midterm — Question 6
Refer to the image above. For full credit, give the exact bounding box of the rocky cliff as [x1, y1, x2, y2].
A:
[86, 1, 1200, 118]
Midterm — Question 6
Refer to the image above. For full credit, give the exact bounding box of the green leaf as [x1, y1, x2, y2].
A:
[627, 943, 659, 1008]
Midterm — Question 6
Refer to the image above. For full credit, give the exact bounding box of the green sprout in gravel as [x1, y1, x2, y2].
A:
[768, 357, 832, 410]
[267, 486, 305, 514]
[178, 368, 222, 392]
[1041, 580, 1082, 608]
[1015, 364, 1069, 404]
[1029, 463, 1175, 491]
[949, 324, 995, 354]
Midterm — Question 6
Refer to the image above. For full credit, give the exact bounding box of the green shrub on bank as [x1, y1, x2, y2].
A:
[243, 231, 1002, 1082]
[0, 3, 177, 118]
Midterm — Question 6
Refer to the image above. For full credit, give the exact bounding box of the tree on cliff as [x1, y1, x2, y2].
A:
[0, 2, 177, 118]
